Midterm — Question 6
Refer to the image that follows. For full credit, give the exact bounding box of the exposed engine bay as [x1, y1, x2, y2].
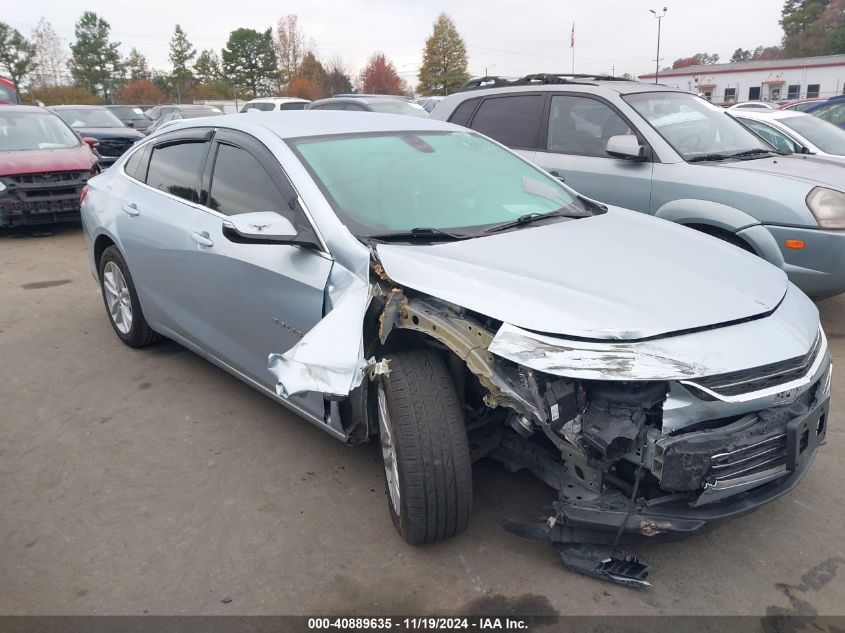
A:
[270, 255, 831, 588]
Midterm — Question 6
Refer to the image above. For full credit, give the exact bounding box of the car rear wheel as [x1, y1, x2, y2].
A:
[375, 348, 472, 545]
[98, 245, 159, 348]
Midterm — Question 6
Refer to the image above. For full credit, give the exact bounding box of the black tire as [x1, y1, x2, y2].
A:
[98, 245, 160, 348]
[376, 348, 472, 545]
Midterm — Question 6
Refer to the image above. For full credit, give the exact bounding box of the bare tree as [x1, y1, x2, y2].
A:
[30, 18, 67, 87]
[274, 14, 315, 92]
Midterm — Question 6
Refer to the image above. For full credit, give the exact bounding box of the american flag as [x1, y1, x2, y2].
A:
[570, 23, 575, 48]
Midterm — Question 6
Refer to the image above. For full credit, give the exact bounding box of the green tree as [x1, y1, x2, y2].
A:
[126, 47, 150, 81]
[169, 24, 196, 102]
[194, 48, 221, 83]
[0, 23, 37, 101]
[417, 13, 469, 96]
[730, 48, 753, 63]
[322, 55, 353, 96]
[69, 12, 123, 101]
[222, 28, 277, 97]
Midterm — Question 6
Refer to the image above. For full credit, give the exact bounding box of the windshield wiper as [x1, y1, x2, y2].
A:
[730, 148, 781, 158]
[483, 209, 580, 234]
[366, 227, 471, 242]
[687, 153, 734, 163]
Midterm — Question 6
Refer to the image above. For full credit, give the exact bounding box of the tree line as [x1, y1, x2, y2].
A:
[670, 0, 845, 70]
[0, 12, 470, 105]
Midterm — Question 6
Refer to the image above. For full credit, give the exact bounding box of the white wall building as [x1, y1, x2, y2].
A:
[639, 54, 845, 104]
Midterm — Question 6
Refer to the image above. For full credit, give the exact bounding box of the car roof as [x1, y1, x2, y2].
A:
[310, 96, 414, 107]
[162, 110, 460, 139]
[247, 97, 309, 103]
[730, 109, 806, 121]
[0, 104, 50, 113]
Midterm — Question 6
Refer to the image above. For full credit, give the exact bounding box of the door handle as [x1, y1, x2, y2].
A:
[549, 170, 566, 182]
[190, 231, 214, 247]
[121, 202, 140, 216]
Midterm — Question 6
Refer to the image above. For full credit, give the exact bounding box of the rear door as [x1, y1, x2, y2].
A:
[113, 129, 214, 341]
[534, 94, 653, 211]
[186, 129, 333, 416]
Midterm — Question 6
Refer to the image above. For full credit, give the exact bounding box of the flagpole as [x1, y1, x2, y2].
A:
[571, 22, 575, 74]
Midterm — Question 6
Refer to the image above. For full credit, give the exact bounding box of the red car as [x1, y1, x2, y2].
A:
[0, 105, 99, 227]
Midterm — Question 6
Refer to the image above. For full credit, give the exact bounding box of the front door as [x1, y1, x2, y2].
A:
[533, 94, 653, 212]
[185, 129, 333, 418]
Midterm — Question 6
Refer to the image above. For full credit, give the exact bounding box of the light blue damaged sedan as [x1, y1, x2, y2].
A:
[81, 111, 831, 587]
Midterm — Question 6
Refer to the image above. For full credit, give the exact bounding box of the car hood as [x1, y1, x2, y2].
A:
[0, 146, 97, 176]
[72, 127, 145, 140]
[376, 207, 788, 341]
[718, 154, 845, 190]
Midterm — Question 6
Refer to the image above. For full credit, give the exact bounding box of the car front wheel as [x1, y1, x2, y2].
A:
[375, 348, 472, 545]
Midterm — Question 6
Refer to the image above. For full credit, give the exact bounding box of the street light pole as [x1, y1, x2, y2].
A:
[650, 7, 668, 84]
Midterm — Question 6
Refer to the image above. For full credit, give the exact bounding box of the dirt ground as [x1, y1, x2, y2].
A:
[0, 225, 843, 616]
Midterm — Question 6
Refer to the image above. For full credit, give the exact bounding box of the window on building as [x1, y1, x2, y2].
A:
[703, 91, 713, 101]
[807, 84, 821, 98]
[787, 84, 801, 99]
[749, 86, 761, 101]
[724, 87, 736, 103]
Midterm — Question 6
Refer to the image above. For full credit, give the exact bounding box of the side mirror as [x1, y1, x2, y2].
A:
[82, 137, 99, 149]
[606, 135, 647, 161]
[223, 211, 298, 242]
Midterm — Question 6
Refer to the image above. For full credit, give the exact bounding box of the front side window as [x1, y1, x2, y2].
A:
[781, 114, 845, 154]
[624, 91, 770, 161]
[289, 131, 588, 238]
[146, 141, 207, 202]
[738, 118, 801, 153]
[813, 102, 845, 126]
[469, 95, 544, 149]
[207, 143, 293, 218]
[55, 108, 124, 128]
[546, 95, 634, 157]
[0, 111, 80, 151]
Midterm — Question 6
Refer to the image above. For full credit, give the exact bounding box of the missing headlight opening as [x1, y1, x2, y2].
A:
[358, 259, 830, 588]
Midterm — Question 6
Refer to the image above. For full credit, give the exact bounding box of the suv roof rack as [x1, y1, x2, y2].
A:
[458, 73, 626, 92]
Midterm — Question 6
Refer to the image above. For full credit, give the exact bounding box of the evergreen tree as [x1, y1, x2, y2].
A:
[417, 13, 469, 96]
[222, 28, 277, 97]
[194, 49, 221, 84]
[126, 48, 150, 81]
[169, 24, 196, 102]
[0, 22, 37, 100]
[69, 12, 123, 101]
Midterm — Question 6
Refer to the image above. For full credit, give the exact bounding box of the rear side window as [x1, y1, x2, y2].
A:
[448, 98, 480, 127]
[469, 94, 543, 149]
[123, 145, 149, 181]
[207, 143, 294, 218]
[278, 102, 306, 111]
[146, 141, 207, 202]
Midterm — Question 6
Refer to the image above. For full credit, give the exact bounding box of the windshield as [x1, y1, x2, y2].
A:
[108, 106, 148, 120]
[780, 115, 845, 155]
[289, 131, 586, 238]
[366, 100, 430, 118]
[55, 107, 125, 128]
[624, 92, 770, 161]
[0, 110, 80, 151]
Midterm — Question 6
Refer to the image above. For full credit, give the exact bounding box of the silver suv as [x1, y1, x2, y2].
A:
[432, 74, 845, 299]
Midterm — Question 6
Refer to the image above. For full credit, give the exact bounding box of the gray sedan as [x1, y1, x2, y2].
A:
[81, 112, 830, 587]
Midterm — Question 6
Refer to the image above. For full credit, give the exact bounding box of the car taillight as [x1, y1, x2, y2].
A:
[80, 185, 88, 205]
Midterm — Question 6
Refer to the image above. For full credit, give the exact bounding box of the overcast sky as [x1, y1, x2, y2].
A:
[8, 0, 785, 85]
